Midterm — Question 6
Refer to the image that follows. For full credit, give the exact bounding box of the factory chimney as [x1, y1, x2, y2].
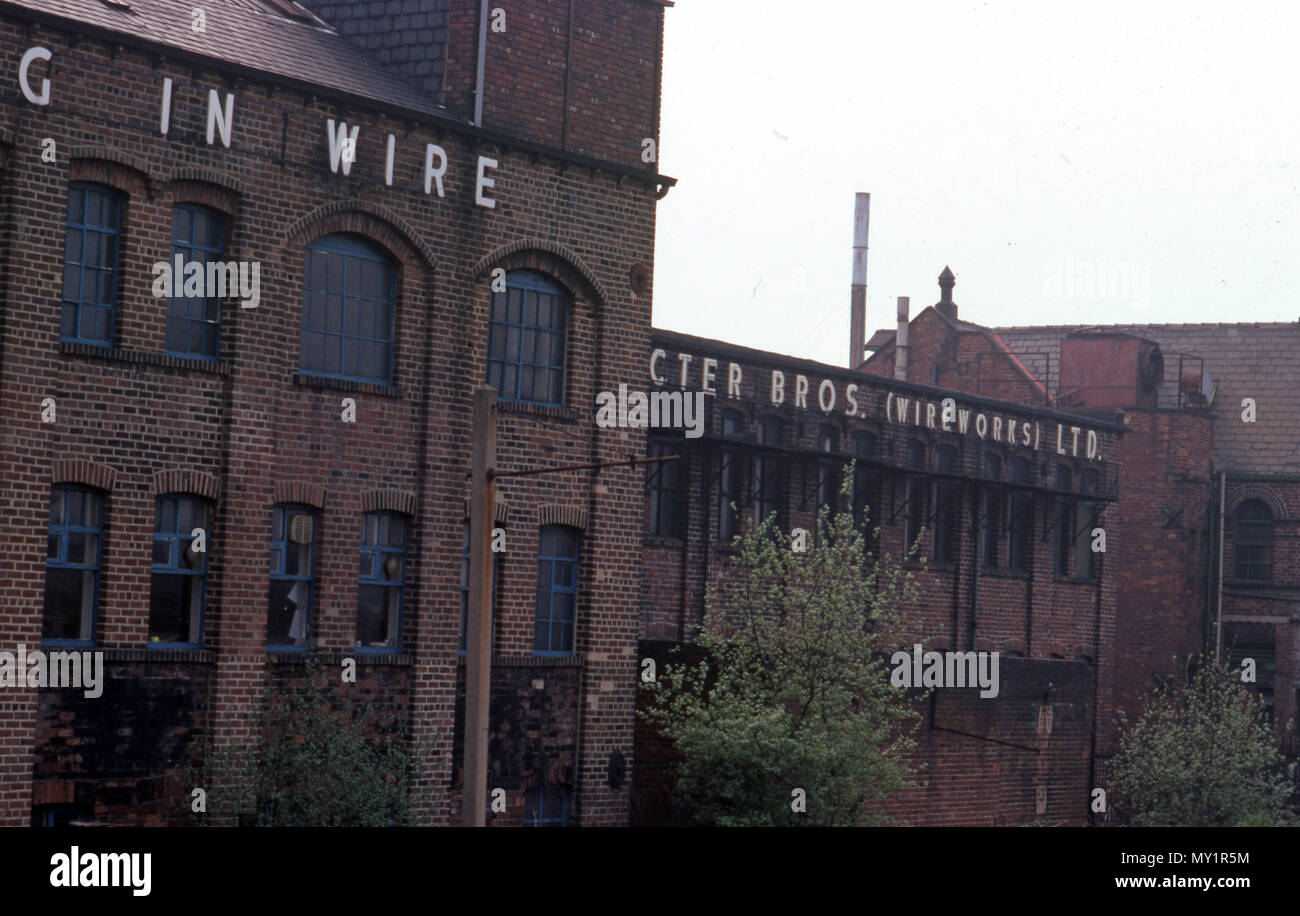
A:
[848, 193, 870, 369]
[894, 296, 910, 381]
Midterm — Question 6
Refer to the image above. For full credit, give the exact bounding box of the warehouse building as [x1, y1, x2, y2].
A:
[635, 325, 1127, 825]
[0, 0, 672, 827]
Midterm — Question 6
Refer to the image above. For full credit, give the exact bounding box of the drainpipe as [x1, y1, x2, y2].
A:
[1215, 470, 1226, 665]
[473, 0, 489, 126]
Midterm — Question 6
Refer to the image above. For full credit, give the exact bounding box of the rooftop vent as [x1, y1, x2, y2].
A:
[936, 266, 957, 320]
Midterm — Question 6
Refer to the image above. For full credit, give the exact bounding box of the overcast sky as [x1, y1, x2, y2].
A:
[652, 0, 1300, 369]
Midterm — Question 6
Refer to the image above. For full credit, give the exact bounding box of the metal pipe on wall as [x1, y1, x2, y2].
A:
[473, 0, 489, 126]
[1216, 470, 1226, 664]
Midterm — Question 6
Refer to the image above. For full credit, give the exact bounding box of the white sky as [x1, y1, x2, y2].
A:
[652, 0, 1300, 368]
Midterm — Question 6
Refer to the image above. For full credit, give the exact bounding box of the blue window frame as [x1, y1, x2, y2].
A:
[43, 485, 103, 646]
[357, 511, 406, 652]
[534, 525, 579, 656]
[486, 270, 568, 406]
[301, 234, 396, 384]
[459, 521, 500, 654]
[268, 504, 316, 650]
[150, 495, 210, 647]
[524, 785, 570, 827]
[166, 203, 227, 360]
[61, 183, 122, 346]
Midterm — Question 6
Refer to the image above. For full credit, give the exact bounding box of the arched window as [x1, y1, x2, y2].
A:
[167, 203, 227, 359]
[535, 525, 580, 656]
[44, 485, 104, 646]
[61, 183, 122, 346]
[487, 270, 568, 406]
[268, 504, 316, 650]
[357, 511, 407, 651]
[151, 494, 211, 647]
[1235, 500, 1273, 582]
[301, 234, 396, 384]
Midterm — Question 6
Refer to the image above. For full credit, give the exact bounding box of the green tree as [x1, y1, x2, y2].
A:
[641, 466, 928, 826]
[187, 657, 431, 826]
[1111, 657, 1296, 826]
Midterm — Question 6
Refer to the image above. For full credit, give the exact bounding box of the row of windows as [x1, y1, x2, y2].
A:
[647, 431, 1104, 580]
[44, 485, 582, 655]
[59, 182, 570, 404]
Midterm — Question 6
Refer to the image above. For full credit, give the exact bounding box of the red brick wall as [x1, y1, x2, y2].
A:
[0, 10, 659, 826]
[443, 0, 664, 168]
[863, 308, 1045, 405]
[1107, 410, 1214, 754]
[637, 335, 1122, 824]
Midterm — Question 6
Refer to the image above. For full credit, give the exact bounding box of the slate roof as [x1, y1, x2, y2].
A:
[0, 0, 445, 117]
[995, 323, 1300, 474]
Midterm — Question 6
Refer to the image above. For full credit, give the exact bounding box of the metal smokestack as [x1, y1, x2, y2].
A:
[849, 193, 870, 369]
[894, 296, 910, 381]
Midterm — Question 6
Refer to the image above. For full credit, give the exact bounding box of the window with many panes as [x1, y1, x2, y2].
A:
[268, 504, 316, 650]
[61, 183, 121, 346]
[1234, 499, 1273, 582]
[151, 495, 210, 647]
[486, 270, 568, 406]
[301, 234, 396, 384]
[1053, 465, 1073, 576]
[357, 512, 406, 651]
[460, 520, 500, 653]
[44, 486, 103, 645]
[817, 425, 841, 512]
[852, 431, 878, 535]
[167, 204, 227, 359]
[647, 439, 682, 538]
[982, 452, 1002, 568]
[932, 445, 958, 564]
[1008, 457, 1032, 571]
[718, 410, 743, 543]
[535, 525, 580, 656]
[903, 440, 925, 557]
[753, 417, 783, 528]
[1074, 469, 1100, 580]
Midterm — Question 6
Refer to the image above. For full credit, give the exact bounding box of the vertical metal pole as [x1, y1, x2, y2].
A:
[1215, 470, 1225, 666]
[464, 387, 497, 826]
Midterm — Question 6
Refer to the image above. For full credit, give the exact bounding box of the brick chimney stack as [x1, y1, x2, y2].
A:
[937, 266, 958, 320]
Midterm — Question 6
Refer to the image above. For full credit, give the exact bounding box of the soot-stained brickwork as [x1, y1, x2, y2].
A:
[0, 0, 671, 826]
[636, 328, 1125, 825]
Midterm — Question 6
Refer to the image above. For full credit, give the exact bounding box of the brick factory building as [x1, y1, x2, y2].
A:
[850, 267, 1300, 815]
[635, 327, 1127, 826]
[0, 0, 673, 826]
